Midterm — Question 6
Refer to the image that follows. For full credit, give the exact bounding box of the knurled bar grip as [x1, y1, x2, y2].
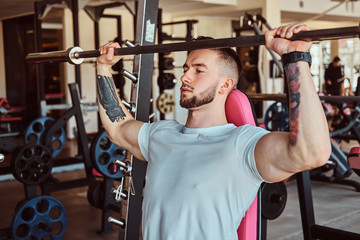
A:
[26, 25, 360, 64]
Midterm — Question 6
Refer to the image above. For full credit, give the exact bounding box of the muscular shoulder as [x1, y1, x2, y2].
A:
[232, 125, 269, 152]
[233, 124, 268, 137]
[141, 120, 183, 136]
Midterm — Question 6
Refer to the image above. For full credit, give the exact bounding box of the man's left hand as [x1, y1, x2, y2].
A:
[265, 24, 312, 56]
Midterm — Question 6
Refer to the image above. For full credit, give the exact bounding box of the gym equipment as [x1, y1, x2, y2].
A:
[40, 99, 98, 118]
[24, 117, 65, 158]
[11, 195, 67, 240]
[157, 73, 177, 89]
[309, 107, 360, 191]
[264, 102, 289, 132]
[225, 89, 259, 240]
[91, 129, 127, 179]
[348, 146, 360, 176]
[26, 25, 360, 64]
[159, 57, 175, 70]
[87, 181, 105, 209]
[122, 69, 138, 84]
[25, 2, 360, 239]
[11, 144, 53, 185]
[261, 182, 287, 220]
[248, 93, 360, 103]
[296, 171, 360, 240]
[246, 13, 283, 75]
[0, 98, 25, 137]
[156, 93, 175, 114]
[113, 1, 158, 239]
[108, 217, 125, 228]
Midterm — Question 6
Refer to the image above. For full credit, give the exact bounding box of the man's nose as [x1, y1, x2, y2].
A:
[180, 71, 191, 84]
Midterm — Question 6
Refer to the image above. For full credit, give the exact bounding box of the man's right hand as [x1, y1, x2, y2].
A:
[97, 42, 122, 75]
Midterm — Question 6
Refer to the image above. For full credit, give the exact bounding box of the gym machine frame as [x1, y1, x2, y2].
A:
[83, 2, 135, 234]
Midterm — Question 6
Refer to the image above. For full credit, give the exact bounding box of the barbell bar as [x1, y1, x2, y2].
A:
[26, 25, 359, 65]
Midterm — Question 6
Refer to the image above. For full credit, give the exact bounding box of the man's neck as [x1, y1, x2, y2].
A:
[185, 103, 228, 128]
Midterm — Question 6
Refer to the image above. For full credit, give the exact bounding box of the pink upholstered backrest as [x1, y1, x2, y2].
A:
[225, 89, 258, 240]
[348, 146, 360, 169]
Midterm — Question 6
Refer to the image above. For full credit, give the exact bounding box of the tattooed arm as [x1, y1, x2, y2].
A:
[254, 25, 331, 182]
[96, 42, 145, 161]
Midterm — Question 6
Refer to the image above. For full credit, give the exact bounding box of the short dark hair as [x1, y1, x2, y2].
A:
[333, 56, 341, 63]
[190, 36, 242, 86]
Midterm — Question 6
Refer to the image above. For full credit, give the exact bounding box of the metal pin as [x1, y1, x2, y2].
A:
[113, 159, 132, 173]
[108, 217, 125, 227]
[112, 187, 127, 200]
[112, 177, 128, 201]
[124, 40, 135, 48]
[121, 100, 137, 113]
[130, 176, 136, 196]
[0, 154, 4, 162]
[122, 69, 138, 84]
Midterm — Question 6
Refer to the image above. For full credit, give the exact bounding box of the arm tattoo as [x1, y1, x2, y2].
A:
[285, 63, 301, 146]
[97, 75, 126, 122]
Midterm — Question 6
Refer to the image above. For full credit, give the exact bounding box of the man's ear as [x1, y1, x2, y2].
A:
[219, 77, 235, 94]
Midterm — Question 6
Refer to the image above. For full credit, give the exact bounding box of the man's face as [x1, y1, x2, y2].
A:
[180, 49, 221, 109]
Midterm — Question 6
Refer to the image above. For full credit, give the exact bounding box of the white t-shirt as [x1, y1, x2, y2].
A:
[138, 120, 269, 240]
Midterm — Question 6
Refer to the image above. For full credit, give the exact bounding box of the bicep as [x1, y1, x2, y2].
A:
[254, 132, 296, 182]
[111, 120, 146, 161]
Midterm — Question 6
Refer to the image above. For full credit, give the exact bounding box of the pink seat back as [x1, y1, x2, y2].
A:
[348, 146, 360, 170]
[225, 89, 258, 240]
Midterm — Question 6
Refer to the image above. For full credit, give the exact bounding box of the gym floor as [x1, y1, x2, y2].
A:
[0, 137, 359, 240]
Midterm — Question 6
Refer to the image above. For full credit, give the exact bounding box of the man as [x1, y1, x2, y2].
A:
[96, 24, 331, 239]
[325, 56, 344, 96]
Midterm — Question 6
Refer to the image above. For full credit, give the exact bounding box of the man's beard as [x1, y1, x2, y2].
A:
[180, 82, 218, 108]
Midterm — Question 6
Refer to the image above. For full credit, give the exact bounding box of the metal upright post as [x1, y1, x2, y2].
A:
[119, 0, 159, 239]
[296, 171, 316, 240]
[157, 8, 165, 120]
[34, 1, 45, 117]
[70, 0, 82, 95]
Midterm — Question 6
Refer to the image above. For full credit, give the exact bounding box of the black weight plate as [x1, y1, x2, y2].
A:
[11, 195, 67, 240]
[91, 129, 126, 179]
[87, 181, 104, 209]
[24, 117, 66, 158]
[264, 102, 289, 132]
[11, 144, 53, 185]
[261, 182, 287, 220]
[158, 73, 176, 89]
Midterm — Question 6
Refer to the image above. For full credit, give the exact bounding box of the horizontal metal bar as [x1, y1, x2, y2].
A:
[248, 93, 360, 103]
[113, 26, 359, 55]
[312, 224, 360, 240]
[26, 25, 359, 64]
[162, 20, 198, 26]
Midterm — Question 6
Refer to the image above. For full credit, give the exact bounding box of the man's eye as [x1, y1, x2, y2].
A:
[196, 69, 204, 73]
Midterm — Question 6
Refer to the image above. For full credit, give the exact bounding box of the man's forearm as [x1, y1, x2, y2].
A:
[97, 75, 126, 122]
[285, 63, 301, 146]
[285, 61, 330, 163]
